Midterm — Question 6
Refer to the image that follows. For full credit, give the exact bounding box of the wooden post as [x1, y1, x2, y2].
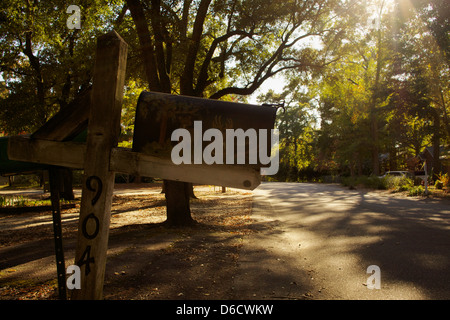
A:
[71, 31, 127, 300]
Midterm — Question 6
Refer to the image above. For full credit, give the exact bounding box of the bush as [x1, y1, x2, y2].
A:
[384, 175, 414, 192]
[0, 195, 27, 207]
[365, 176, 388, 190]
[437, 173, 449, 189]
[435, 180, 444, 189]
[409, 185, 425, 196]
[9, 174, 41, 188]
[342, 175, 387, 190]
[342, 176, 354, 187]
[342, 175, 416, 192]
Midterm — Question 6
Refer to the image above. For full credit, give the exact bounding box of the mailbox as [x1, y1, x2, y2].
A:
[132, 92, 278, 170]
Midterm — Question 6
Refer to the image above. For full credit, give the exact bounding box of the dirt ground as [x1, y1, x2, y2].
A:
[0, 184, 254, 300]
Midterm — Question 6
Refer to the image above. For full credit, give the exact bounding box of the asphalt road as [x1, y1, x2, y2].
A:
[233, 182, 450, 300]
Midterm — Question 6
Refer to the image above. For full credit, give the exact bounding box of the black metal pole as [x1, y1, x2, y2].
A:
[48, 168, 67, 300]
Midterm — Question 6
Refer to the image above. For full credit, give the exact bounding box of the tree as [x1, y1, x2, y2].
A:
[125, 0, 349, 225]
[257, 79, 317, 181]
[311, 0, 449, 178]
[386, 0, 449, 175]
[315, 6, 392, 177]
[316, 54, 376, 176]
[0, 0, 121, 199]
[0, 1, 122, 134]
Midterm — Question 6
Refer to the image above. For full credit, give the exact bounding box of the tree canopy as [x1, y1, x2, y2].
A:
[1, 0, 449, 221]
[260, 0, 449, 180]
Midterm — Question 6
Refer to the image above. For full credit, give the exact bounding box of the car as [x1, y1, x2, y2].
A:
[379, 171, 413, 179]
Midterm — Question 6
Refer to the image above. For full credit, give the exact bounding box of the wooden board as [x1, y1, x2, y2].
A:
[110, 148, 261, 190]
[7, 136, 85, 169]
[31, 88, 91, 142]
[7, 137, 260, 190]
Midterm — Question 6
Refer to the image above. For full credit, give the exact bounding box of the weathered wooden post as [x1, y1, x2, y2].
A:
[71, 30, 127, 300]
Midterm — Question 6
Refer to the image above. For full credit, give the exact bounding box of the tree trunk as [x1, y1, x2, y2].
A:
[61, 168, 75, 201]
[187, 182, 197, 199]
[127, 0, 196, 226]
[432, 109, 441, 179]
[22, 31, 47, 125]
[370, 9, 383, 177]
[164, 180, 195, 226]
[371, 116, 380, 176]
[356, 153, 363, 176]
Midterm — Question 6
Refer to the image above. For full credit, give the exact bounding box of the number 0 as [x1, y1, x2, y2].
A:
[82, 213, 99, 240]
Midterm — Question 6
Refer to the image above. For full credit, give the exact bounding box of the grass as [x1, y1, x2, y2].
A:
[408, 185, 426, 196]
[0, 195, 76, 208]
[0, 183, 40, 190]
[0, 195, 28, 207]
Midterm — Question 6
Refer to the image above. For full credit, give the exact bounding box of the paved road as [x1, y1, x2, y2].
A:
[233, 182, 450, 300]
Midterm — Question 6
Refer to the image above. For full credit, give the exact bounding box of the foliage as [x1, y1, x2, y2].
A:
[0, 0, 448, 198]
[385, 176, 414, 192]
[435, 180, 444, 190]
[435, 173, 449, 190]
[0, 195, 28, 207]
[341, 174, 414, 192]
[0, 0, 122, 135]
[0, 194, 76, 207]
[257, 77, 319, 182]
[342, 175, 387, 190]
[1, 174, 41, 188]
[304, 0, 448, 178]
[408, 185, 425, 196]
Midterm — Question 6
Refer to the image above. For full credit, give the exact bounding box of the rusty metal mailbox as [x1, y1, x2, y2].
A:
[132, 92, 278, 172]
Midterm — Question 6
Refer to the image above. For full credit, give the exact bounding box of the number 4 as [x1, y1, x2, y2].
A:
[77, 245, 95, 276]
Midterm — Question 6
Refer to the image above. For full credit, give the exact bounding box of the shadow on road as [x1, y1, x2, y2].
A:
[246, 182, 450, 299]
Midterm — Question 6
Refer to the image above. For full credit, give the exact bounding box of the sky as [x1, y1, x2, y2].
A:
[248, 75, 286, 105]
